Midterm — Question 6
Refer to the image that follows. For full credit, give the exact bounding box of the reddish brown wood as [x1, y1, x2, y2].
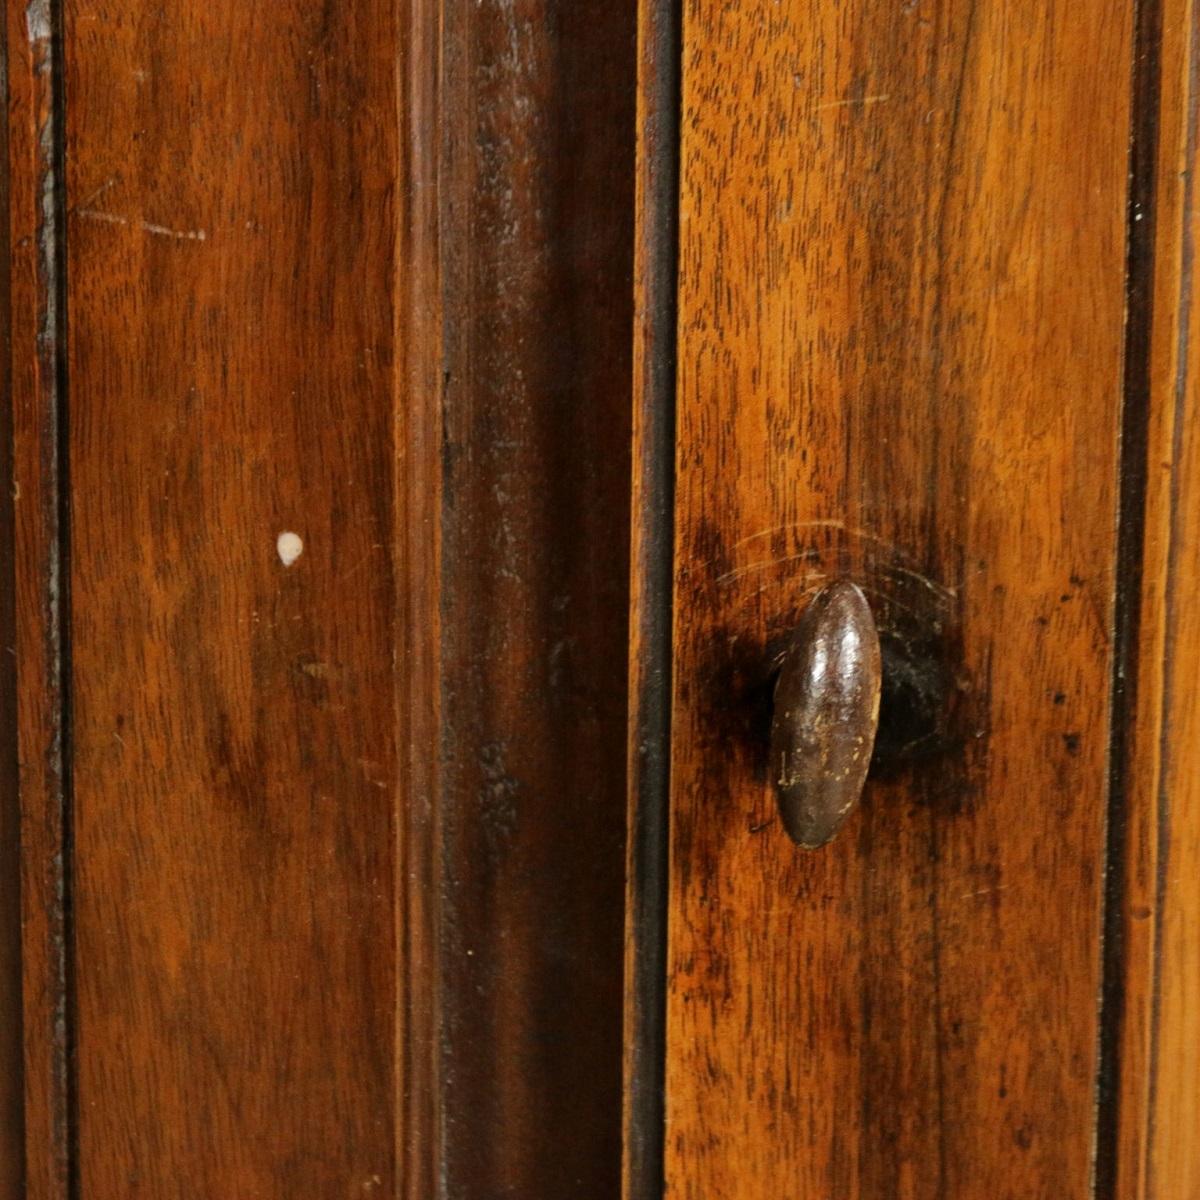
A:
[0, 10, 25, 1188]
[396, 1, 442, 1193]
[65, 2, 401, 1192]
[0, 0, 637, 1194]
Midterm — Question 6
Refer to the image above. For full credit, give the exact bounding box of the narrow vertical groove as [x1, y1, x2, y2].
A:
[623, 0, 680, 1196]
[46, 1, 74, 1194]
[1094, 0, 1163, 1193]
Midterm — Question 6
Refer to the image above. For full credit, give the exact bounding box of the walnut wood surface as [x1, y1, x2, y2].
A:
[660, 2, 1133, 1196]
[65, 2, 402, 1192]
[430, 0, 635, 1195]
[0, 1, 637, 1196]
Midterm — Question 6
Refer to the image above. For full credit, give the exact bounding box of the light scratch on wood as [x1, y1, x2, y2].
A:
[813, 94, 892, 112]
[77, 209, 208, 241]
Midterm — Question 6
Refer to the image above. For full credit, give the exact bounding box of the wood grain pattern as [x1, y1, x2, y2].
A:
[396, 0, 442, 1194]
[66, 2, 401, 1192]
[1110, 0, 1200, 1193]
[663, 1, 1132, 1196]
[52, 0, 634, 1194]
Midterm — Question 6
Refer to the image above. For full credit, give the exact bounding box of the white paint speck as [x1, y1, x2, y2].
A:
[277, 531, 304, 567]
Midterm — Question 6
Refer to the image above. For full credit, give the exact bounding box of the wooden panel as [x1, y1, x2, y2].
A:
[65, 3, 400, 1192]
[53, 1, 634, 1195]
[1111, 0, 1200, 1193]
[429, 1, 636, 1194]
[662, 2, 1132, 1197]
[0, 144, 23, 1187]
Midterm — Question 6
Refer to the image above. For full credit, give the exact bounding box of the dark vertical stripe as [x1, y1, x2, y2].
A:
[624, 1, 680, 1197]
[1094, 0, 1164, 1193]
[0, 5, 25, 1192]
[47, 2, 75, 1196]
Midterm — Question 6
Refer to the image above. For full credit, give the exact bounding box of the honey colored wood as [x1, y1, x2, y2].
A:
[1111, 0, 1200, 1193]
[661, 1, 1132, 1196]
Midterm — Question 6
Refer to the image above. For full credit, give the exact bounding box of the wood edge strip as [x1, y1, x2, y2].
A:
[397, 0, 444, 1194]
[0, 3, 23, 1192]
[622, 0, 680, 1197]
[48, 4, 75, 1196]
[6, 0, 73, 1191]
[1100, 0, 1200, 1194]
[1094, 0, 1166, 1193]
[1146, 8, 1199, 1196]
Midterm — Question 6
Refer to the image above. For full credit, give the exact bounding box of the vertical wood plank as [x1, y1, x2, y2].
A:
[59, 1, 636, 1194]
[65, 3, 400, 1192]
[623, 0, 678, 1194]
[0, 10, 25, 1192]
[0, 110, 22, 1181]
[662, 1, 1132, 1196]
[396, 0, 442, 1193]
[1111, 0, 1200, 1192]
[0, 8, 30, 1192]
[5, 0, 70, 1193]
[431, 1, 636, 1193]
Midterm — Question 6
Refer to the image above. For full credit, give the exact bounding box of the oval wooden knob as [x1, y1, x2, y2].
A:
[770, 579, 882, 848]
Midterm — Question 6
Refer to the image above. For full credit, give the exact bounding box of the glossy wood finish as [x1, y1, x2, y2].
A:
[1110, 0, 1200, 1193]
[658, 1, 1133, 1196]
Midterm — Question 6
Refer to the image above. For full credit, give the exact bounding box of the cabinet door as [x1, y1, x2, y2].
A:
[625, 0, 1200, 1197]
[2, 2, 634, 1195]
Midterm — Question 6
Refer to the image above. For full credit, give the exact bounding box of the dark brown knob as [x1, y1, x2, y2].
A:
[770, 579, 882, 848]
